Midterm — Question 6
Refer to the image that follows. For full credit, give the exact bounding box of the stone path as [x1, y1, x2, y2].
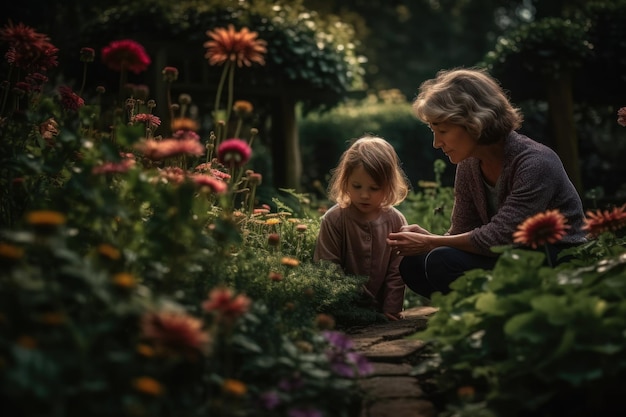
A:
[346, 306, 439, 417]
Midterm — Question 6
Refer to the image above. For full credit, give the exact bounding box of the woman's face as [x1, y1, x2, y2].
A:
[429, 122, 476, 164]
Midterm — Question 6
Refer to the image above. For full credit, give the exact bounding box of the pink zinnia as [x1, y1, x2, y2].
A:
[191, 174, 228, 194]
[156, 167, 187, 184]
[132, 113, 161, 127]
[101, 39, 151, 74]
[58, 85, 84, 111]
[135, 138, 204, 161]
[217, 138, 251, 168]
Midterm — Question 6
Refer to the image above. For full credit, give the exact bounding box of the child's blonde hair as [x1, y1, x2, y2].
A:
[327, 135, 410, 208]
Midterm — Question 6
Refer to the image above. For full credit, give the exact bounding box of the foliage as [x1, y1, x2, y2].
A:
[78, 0, 365, 111]
[298, 90, 455, 196]
[410, 232, 626, 416]
[0, 19, 378, 417]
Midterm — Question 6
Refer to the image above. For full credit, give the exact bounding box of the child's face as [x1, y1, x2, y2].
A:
[346, 165, 385, 218]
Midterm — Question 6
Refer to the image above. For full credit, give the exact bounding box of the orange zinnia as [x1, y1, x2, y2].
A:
[513, 209, 569, 249]
[204, 24, 267, 67]
[583, 204, 626, 238]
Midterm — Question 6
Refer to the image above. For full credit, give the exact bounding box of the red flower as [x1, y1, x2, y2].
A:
[58, 85, 84, 111]
[141, 310, 210, 354]
[583, 204, 626, 238]
[202, 286, 251, 322]
[1, 21, 59, 72]
[217, 138, 252, 167]
[204, 24, 267, 67]
[101, 39, 151, 74]
[513, 209, 570, 249]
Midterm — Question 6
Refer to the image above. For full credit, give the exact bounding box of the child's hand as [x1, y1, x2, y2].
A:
[383, 312, 404, 321]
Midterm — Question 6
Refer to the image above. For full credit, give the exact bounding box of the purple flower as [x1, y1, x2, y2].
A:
[323, 330, 374, 378]
[258, 390, 281, 410]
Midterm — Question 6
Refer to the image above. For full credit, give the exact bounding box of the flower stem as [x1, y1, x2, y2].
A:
[213, 61, 231, 125]
[544, 244, 553, 268]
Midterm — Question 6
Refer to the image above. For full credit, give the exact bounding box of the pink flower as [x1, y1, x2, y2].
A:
[141, 310, 210, 355]
[58, 85, 84, 111]
[101, 39, 151, 74]
[618, 107, 626, 127]
[135, 138, 204, 161]
[131, 113, 161, 127]
[191, 174, 228, 194]
[156, 167, 187, 184]
[92, 155, 136, 175]
[217, 138, 251, 168]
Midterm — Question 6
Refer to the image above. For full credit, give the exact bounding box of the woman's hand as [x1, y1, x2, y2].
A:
[387, 226, 434, 256]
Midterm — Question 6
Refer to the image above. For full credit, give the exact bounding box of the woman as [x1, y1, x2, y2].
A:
[386, 67, 586, 299]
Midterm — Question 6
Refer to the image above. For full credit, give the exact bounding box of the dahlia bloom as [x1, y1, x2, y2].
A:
[131, 113, 161, 127]
[513, 209, 569, 249]
[583, 204, 626, 238]
[217, 138, 252, 167]
[204, 24, 267, 67]
[101, 39, 151, 74]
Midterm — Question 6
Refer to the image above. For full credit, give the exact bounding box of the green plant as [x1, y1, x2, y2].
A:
[410, 232, 626, 417]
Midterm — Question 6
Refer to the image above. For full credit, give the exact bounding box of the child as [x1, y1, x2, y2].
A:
[314, 135, 410, 320]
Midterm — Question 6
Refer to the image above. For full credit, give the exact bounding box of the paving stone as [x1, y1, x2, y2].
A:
[363, 339, 426, 361]
[351, 335, 385, 350]
[368, 362, 414, 376]
[361, 398, 436, 417]
[359, 376, 424, 398]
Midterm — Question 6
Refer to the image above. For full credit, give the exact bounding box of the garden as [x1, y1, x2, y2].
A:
[2, 3, 626, 417]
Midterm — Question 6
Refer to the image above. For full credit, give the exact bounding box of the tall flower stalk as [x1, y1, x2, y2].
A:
[203, 24, 267, 148]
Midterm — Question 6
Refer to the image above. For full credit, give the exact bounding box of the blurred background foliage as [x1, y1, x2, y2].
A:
[4, 0, 626, 205]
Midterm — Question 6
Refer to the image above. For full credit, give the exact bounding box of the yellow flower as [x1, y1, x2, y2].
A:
[132, 377, 164, 396]
[265, 218, 281, 226]
[222, 378, 247, 397]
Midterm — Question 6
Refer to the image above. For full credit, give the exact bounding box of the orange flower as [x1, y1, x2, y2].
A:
[25, 210, 66, 226]
[513, 209, 569, 249]
[97, 243, 121, 260]
[222, 378, 247, 397]
[281, 257, 300, 268]
[0, 242, 24, 260]
[141, 311, 210, 354]
[233, 100, 254, 116]
[132, 377, 164, 396]
[583, 204, 626, 237]
[204, 25, 267, 67]
[112, 272, 136, 289]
